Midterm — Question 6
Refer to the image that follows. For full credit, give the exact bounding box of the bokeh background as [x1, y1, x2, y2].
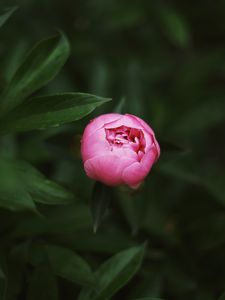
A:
[0, 0, 225, 299]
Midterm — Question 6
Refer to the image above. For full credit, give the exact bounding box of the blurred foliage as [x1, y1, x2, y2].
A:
[0, 0, 225, 299]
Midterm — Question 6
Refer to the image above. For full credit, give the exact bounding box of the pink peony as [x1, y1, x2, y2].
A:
[81, 113, 160, 189]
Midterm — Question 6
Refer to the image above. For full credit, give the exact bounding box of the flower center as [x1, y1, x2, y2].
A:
[105, 126, 146, 158]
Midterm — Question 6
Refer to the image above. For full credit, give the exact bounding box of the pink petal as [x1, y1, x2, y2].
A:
[111, 146, 138, 161]
[82, 113, 122, 140]
[125, 114, 160, 157]
[122, 148, 158, 188]
[125, 114, 154, 135]
[81, 128, 110, 161]
[104, 114, 156, 150]
[84, 154, 135, 186]
[104, 114, 144, 130]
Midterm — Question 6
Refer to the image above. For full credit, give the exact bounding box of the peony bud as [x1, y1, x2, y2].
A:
[81, 113, 160, 189]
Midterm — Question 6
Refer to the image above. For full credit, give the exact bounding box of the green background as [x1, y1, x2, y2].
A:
[0, 1, 225, 299]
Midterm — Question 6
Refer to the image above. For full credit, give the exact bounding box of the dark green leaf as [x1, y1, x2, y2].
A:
[0, 93, 111, 133]
[0, 33, 70, 115]
[3, 40, 28, 82]
[0, 158, 37, 211]
[15, 159, 73, 205]
[10, 204, 91, 239]
[15, 161, 74, 205]
[79, 244, 146, 300]
[27, 264, 58, 300]
[0, 187, 36, 212]
[31, 182, 74, 205]
[0, 158, 73, 210]
[0, 6, 17, 28]
[46, 244, 95, 287]
[91, 182, 112, 233]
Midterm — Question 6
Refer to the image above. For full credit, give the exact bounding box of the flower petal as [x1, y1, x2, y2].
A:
[125, 114, 160, 157]
[122, 148, 158, 188]
[104, 114, 157, 150]
[81, 128, 110, 161]
[84, 154, 135, 186]
[104, 114, 144, 130]
[125, 114, 154, 135]
[82, 113, 122, 140]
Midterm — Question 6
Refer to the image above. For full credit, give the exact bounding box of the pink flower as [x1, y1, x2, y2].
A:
[81, 113, 160, 189]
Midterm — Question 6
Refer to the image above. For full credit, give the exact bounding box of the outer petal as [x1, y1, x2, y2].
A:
[104, 114, 145, 130]
[81, 127, 110, 161]
[84, 154, 135, 186]
[126, 114, 160, 157]
[122, 147, 158, 188]
[152, 137, 160, 159]
[81, 113, 123, 161]
[82, 113, 122, 140]
[125, 114, 155, 135]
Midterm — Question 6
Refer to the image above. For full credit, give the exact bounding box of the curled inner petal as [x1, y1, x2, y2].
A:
[105, 126, 146, 161]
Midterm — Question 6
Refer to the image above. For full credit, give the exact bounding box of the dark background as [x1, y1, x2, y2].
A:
[0, 0, 225, 299]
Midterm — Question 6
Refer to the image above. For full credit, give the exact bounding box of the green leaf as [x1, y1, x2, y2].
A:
[91, 182, 112, 233]
[0, 33, 70, 115]
[0, 187, 36, 212]
[0, 158, 37, 212]
[0, 6, 17, 28]
[3, 40, 28, 82]
[27, 264, 58, 300]
[0, 158, 73, 211]
[46, 244, 95, 287]
[15, 161, 74, 205]
[0, 93, 111, 133]
[79, 244, 146, 300]
[10, 204, 91, 239]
